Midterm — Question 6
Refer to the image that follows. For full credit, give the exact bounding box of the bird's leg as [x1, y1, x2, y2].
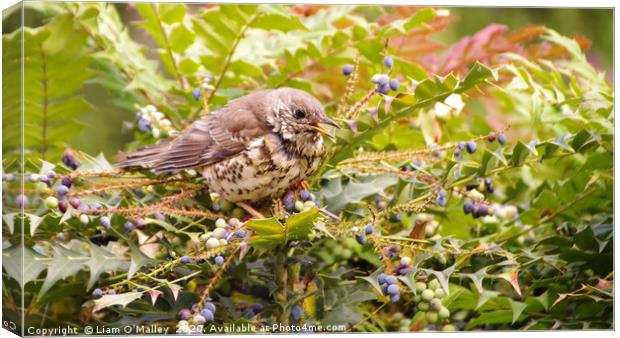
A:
[236, 201, 265, 219]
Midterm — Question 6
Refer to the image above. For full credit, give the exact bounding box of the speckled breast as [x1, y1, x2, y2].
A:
[201, 134, 323, 203]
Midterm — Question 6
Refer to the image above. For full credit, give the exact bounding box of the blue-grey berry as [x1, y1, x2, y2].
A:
[56, 185, 69, 195]
[214, 255, 224, 265]
[387, 284, 400, 296]
[498, 134, 507, 145]
[200, 308, 214, 322]
[383, 56, 394, 68]
[100, 216, 111, 228]
[180, 256, 191, 264]
[342, 64, 353, 76]
[192, 88, 201, 101]
[92, 288, 103, 297]
[385, 275, 397, 285]
[389, 78, 400, 91]
[364, 224, 374, 235]
[124, 221, 134, 231]
[291, 305, 302, 321]
[465, 142, 477, 154]
[299, 190, 312, 201]
[205, 302, 217, 314]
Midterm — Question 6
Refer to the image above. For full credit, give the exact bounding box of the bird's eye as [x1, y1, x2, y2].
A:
[294, 109, 306, 119]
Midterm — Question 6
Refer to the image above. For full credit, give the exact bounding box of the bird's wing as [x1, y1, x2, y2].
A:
[116, 104, 269, 173]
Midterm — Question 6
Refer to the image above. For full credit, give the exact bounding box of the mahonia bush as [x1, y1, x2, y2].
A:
[2, 3, 613, 333]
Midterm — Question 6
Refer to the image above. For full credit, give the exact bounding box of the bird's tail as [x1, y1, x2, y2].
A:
[115, 139, 173, 170]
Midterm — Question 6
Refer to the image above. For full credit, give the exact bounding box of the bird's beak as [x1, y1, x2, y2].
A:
[311, 114, 340, 140]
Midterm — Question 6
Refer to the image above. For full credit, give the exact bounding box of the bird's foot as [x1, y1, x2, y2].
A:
[236, 201, 265, 219]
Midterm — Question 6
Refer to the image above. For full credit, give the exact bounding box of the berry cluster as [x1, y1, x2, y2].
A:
[342, 55, 400, 95]
[378, 273, 401, 303]
[393, 256, 413, 276]
[282, 189, 318, 214]
[176, 301, 218, 333]
[135, 105, 176, 138]
[201, 217, 243, 250]
[413, 279, 453, 331]
[352, 224, 375, 245]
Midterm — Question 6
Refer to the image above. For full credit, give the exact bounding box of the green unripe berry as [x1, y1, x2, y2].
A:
[215, 218, 227, 228]
[79, 214, 90, 225]
[294, 200, 305, 212]
[413, 295, 422, 302]
[231, 207, 245, 218]
[421, 289, 434, 301]
[425, 312, 438, 323]
[35, 182, 48, 193]
[438, 306, 450, 319]
[220, 200, 233, 212]
[442, 324, 455, 332]
[206, 237, 220, 249]
[434, 288, 446, 298]
[428, 279, 441, 291]
[340, 248, 353, 259]
[415, 282, 427, 293]
[418, 302, 429, 311]
[45, 196, 59, 208]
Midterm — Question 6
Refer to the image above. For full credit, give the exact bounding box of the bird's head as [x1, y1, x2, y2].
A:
[267, 87, 339, 141]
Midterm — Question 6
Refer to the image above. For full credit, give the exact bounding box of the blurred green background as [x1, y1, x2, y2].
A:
[2, 4, 614, 159]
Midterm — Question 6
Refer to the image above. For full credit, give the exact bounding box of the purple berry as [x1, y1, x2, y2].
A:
[453, 148, 461, 156]
[385, 275, 397, 285]
[465, 142, 477, 154]
[205, 302, 216, 314]
[389, 78, 400, 91]
[236, 230, 246, 238]
[342, 64, 353, 76]
[299, 190, 312, 201]
[60, 176, 72, 188]
[100, 216, 111, 228]
[56, 185, 69, 195]
[377, 82, 390, 95]
[390, 293, 401, 303]
[488, 134, 496, 142]
[46, 170, 56, 180]
[214, 255, 224, 265]
[291, 305, 302, 321]
[283, 193, 296, 212]
[477, 204, 489, 217]
[383, 56, 394, 68]
[498, 134, 507, 145]
[457, 142, 465, 150]
[437, 196, 446, 207]
[138, 118, 151, 132]
[178, 308, 192, 320]
[378, 273, 387, 284]
[92, 288, 103, 297]
[124, 221, 134, 231]
[153, 212, 165, 221]
[180, 256, 191, 264]
[463, 201, 474, 214]
[69, 197, 80, 209]
[381, 283, 389, 295]
[251, 303, 264, 313]
[387, 284, 400, 296]
[377, 74, 389, 86]
[355, 233, 367, 245]
[364, 224, 374, 235]
[58, 200, 68, 213]
[200, 308, 214, 322]
[192, 88, 201, 101]
[61, 150, 80, 170]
